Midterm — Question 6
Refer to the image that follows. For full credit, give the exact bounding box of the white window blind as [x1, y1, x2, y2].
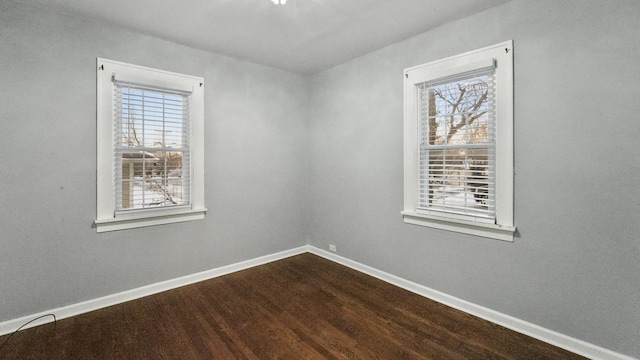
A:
[416, 66, 496, 221]
[114, 82, 191, 212]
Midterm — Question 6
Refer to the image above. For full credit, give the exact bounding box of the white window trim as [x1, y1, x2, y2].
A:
[402, 41, 515, 241]
[95, 58, 206, 232]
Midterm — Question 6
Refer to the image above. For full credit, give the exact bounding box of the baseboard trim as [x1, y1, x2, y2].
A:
[307, 246, 635, 360]
[1, 245, 634, 360]
[0, 246, 309, 337]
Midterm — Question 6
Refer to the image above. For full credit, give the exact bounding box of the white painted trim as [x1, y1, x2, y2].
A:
[95, 208, 207, 232]
[402, 211, 515, 242]
[307, 246, 636, 360]
[0, 246, 309, 336]
[1, 245, 634, 360]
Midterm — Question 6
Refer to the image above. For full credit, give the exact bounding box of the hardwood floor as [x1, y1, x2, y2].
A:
[0, 253, 586, 359]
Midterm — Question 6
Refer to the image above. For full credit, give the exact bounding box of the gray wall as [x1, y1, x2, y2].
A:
[308, 0, 640, 357]
[0, 0, 309, 321]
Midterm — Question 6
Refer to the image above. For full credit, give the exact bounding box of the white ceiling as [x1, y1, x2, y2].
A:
[15, 0, 511, 74]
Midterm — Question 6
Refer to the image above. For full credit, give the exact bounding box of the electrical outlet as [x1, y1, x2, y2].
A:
[329, 244, 336, 252]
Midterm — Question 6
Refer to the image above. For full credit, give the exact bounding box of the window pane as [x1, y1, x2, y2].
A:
[418, 148, 494, 218]
[118, 88, 188, 149]
[115, 82, 191, 212]
[421, 75, 492, 146]
[417, 70, 496, 219]
[117, 151, 188, 210]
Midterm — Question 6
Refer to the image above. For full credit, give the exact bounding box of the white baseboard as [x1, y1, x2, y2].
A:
[0, 246, 309, 337]
[307, 246, 636, 360]
[1, 245, 635, 360]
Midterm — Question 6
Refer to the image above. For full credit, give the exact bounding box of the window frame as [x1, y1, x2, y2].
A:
[95, 58, 206, 232]
[402, 41, 515, 241]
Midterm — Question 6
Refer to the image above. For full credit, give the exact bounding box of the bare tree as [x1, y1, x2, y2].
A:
[430, 79, 488, 145]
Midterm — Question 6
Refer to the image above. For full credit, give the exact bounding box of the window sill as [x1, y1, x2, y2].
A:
[401, 211, 515, 242]
[95, 208, 206, 233]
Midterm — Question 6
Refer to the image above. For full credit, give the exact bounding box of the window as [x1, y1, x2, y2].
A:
[402, 41, 515, 241]
[96, 58, 206, 232]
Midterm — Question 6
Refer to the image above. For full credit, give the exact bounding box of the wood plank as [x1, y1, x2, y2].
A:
[0, 253, 587, 359]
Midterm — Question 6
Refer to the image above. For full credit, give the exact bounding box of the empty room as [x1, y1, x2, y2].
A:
[1, 0, 638, 359]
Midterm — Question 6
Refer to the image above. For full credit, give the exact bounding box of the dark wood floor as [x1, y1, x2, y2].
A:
[0, 253, 585, 359]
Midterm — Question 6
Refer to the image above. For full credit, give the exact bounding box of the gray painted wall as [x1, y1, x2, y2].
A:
[0, 0, 309, 321]
[308, 0, 640, 357]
